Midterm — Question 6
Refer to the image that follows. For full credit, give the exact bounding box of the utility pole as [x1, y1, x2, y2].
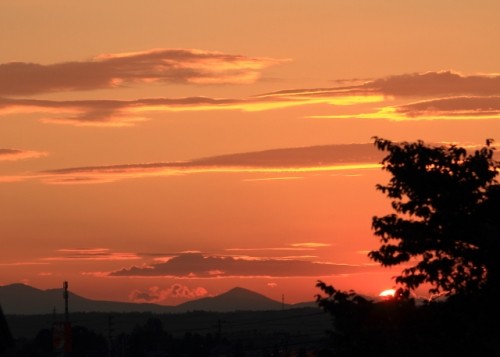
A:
[63, 281, 69, 322]
[53, 282, 72, 356]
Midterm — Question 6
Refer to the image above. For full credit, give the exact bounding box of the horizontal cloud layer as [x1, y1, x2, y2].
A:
[2, 70, 499, 126]
[110, 252, 372, 278]
[3, 142, 495, 185]
[263, 71, 500, 99]
[0, 93, 382, 127]
[43, 248, 141, 261]
[0, 148, 47, 161]
[31, 143, 382, 184]
[265, 71, 500, 122]
[396, 96, 500, 118]
[0, 48, 284, 96]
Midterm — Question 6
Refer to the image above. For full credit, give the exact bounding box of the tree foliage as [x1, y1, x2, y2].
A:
[316, 280, 500, 357]
[370, 137, 500, 297]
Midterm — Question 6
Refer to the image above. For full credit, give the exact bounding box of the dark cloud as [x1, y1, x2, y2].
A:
[396, 96, 500, 117]
[261, 71, 500, 99]
[110, 253, 373, 278]
[366, 71, 500, 97]
[295, 72, 500, 121]
[0, 149, 24, 156]
[32, 143, 382, 184]
[0, 48, 284, 96]
[1, 70, 498, 126]
[0, 96, 283, 126]
[189, 143, 382, 167]
[9, 142, 494, 185]
[0, 148, 47, 161]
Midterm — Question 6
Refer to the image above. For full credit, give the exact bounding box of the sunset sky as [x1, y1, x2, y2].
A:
[1, 0, 500, 307]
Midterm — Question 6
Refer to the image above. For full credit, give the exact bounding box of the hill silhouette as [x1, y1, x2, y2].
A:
[176, 287, 286, 312]
[0, 284, 174, 314]
[0, 284, 300, 314]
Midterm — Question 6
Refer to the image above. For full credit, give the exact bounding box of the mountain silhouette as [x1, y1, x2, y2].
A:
[0, 284, 173, 314]
[0, 284, 300, 314]
[176, 287, 286, 312]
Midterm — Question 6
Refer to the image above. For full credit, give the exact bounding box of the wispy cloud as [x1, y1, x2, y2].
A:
[0, 148, 47, 161]
[37, 162, 380, 184]
[394, 96, 500, 119]
[0, 48, 285, 96]
[314, 96, 500, 121]
[3, 143, 382, 184]
[0, 261, 49, 266]
[43, 248, 141, 261]
[305, 71, 500, 121]
[129, 284, 208, 303]
[4, 141, 495, 185]
[0, 92, 383, 127]
[242, 176, 304, 182]
[3, 70, 497, 126]
[265, 71, 500, 99]
[225, 243, 332, 253]
[366, 71, 500, 97]
[109, 252, 373, 278]
[290, 243, 332, 248]
[225, 248, 316, 252]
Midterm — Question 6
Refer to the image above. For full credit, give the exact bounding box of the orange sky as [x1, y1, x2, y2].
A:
[1, 0, 500, 307]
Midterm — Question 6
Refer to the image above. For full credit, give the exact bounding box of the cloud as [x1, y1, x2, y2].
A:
[225, 248, 316, 252]
[43, 248, 141, 261]
[314, 96, 500, 121]
[0, 92, 383, 127]
[17, 143, 381, 184]
[0, 48, 285, 96]
[1, 70, 498, 126]
[5, 141, 495, 185]
[298, 71, 500, 121]
[264, 71, 500, 99]
[289, 243, 332, 248]
[129, 284, 208, 303]
[242, 176, 304, 182]
[0, 261, 49, 266]
[0, 148, 47, 161]
[395, 96, 500, 119]
[366, 71, 500, 97]
[0, 96, 243, 127]
[264, 71, 500, 122]
[110, 253, 373, 278]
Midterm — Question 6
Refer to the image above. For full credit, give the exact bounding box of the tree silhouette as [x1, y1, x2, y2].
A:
[370, 137, 500, 297]
[316, 138, 500, 355]
[0, 306, 14, 354]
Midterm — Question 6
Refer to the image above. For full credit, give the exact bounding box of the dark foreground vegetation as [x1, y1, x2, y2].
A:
[2, 308, 334, 356]
[314, 137, 500, 356]
[316, 282, 500, 356]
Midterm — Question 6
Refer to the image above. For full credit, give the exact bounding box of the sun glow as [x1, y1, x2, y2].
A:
[379, 289, 396, 298]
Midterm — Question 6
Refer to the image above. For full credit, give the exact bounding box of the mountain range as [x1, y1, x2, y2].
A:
[0, 284, 316, 315]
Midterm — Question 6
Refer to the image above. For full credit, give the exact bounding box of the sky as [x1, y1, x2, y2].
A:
[1, 0, 500, 308]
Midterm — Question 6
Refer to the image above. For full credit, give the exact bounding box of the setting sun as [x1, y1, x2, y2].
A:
[379, 289, 396, 298]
